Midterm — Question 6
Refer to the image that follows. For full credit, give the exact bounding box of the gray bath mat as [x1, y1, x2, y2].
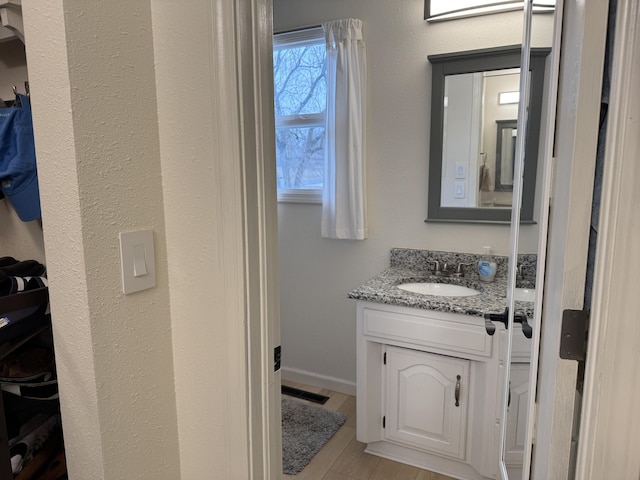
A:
[281, 396, 346, 474]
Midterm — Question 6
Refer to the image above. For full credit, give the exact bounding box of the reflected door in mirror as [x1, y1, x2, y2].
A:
[492, 119, 518, 204]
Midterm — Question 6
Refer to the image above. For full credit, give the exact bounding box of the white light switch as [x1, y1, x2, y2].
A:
[132, 244, 148, 277]
[455, 162, 466, 179]
[119, 230, 156, 294]
[454, 182, 465, 199]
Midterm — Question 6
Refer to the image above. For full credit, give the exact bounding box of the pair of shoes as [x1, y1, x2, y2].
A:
[0, 276, 48, 297]
[9, 414, 60, 475]
[0, 260, 46, 283]
[0, 257, 18, 267]
[0, 346, 55, 380]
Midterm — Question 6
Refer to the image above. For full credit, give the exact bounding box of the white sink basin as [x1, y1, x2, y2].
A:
[397, 283, 480, 297]
[514, 288, 536, 302]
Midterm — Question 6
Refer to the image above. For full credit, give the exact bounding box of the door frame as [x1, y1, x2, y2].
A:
[235, 0, 283, 478]
[249, 0, 640, 478]
[574, 0, 640, 477]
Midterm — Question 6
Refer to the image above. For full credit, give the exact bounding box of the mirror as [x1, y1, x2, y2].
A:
[426, 46, 550, 223]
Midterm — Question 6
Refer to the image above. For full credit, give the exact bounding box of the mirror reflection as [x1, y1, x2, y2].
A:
[441, 68, 520, 208]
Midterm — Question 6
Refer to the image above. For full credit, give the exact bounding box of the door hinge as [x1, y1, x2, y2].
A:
[383, 352, 386, 365]
[382, 416, 386, 428]
[559, 309, 589, 361]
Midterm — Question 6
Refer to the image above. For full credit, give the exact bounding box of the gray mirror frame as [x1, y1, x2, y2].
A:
[426, 46, 550, 224]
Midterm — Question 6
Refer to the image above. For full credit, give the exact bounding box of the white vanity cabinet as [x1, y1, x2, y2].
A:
[356, 300, 503, 480]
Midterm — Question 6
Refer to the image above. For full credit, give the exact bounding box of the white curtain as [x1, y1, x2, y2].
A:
[321, 19, 367, 240]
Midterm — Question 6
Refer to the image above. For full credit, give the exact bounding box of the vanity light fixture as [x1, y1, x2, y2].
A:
[498, 91, 520, 104]
[425, 0, 555, 22]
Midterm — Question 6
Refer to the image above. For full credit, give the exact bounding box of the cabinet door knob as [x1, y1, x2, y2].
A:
[454, 375, 461, 407]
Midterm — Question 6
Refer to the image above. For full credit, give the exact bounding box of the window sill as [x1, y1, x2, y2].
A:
[277, 189, 322, 204]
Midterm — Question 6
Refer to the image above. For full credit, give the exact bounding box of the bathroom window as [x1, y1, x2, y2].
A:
[273, 27, 326, 203]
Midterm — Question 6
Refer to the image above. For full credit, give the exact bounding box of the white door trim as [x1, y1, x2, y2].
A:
[575, 1, 640, 477]
[532, 1, 609, 479]
[235, 0, 282, 478]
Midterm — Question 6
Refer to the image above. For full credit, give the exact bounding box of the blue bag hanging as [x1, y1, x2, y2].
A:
[0, 94, 41, 221]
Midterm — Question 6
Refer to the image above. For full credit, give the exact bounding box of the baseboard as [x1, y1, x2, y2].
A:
[281, 366, 356, 396]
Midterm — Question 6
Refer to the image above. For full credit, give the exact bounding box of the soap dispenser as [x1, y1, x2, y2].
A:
[478, 246, 497, 282]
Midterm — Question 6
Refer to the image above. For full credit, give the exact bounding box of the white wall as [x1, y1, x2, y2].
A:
[23, 2, 180, 478]
[274, 0, 554, 393]
[441, 73, 478, 207]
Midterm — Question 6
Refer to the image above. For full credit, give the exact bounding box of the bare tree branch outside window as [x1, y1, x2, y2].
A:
[273, 41, 326, 190]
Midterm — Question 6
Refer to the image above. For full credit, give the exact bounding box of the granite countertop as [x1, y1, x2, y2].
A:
[347, 248, 536, 319]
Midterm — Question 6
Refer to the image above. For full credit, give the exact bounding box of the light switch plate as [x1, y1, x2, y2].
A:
[454, 182, 465, 199]
[455, 162, 466, 179]
[119, 230, 156, 294]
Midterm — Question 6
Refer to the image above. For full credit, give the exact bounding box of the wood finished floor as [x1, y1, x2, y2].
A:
[282, 380, 456, 480]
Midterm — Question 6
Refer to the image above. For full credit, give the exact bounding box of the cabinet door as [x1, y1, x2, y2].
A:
[504, 363, 530, 470]
[385, 346, 470, 459]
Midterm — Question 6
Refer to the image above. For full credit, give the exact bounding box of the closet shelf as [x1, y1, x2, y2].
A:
[0, 287, 48, 315]
[0, 287, 50, 345]
[0, 0, 23, 44]
[0, 286, 56, 480]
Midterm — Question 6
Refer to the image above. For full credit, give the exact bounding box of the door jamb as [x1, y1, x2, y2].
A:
[574, 0, 640, 477]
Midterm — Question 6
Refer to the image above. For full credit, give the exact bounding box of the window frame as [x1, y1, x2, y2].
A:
[273, 26, 326, 204]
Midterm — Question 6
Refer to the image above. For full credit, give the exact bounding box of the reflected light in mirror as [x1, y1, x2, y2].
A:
[426, 1, 556, 22]
[499, 91, 520, 104]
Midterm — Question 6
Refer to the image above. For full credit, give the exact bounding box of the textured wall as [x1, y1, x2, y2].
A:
[22, 1, 180, 478]
[275, 0, 554, 393]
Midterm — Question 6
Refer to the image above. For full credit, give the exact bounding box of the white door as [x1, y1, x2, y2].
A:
[384, 346, 470, 459]
[531, 1, 611, 479]
[494, 1, 564, 479]
[503, 1, 620, 479]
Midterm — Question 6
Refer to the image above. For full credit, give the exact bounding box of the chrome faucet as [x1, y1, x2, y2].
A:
[431, 260, 448, 276]
[432, 261, 472, 277]
[453, 262, 473, 277]
[517, 263, 532, 280]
